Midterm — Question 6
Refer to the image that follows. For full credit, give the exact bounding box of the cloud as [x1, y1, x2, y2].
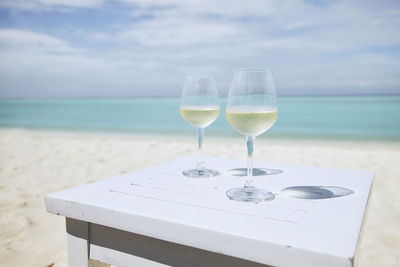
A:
[120, 0, 281, 17]
[0, 29, 77, 53]
[0, 0, 399, 97]
[0, 0, 104, 11]
[95, 0, 400, 52]
[115, 18, 242, 47]
[0, 29, 186, 97]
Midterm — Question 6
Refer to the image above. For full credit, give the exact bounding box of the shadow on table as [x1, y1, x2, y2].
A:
[280, 186, 354, 199]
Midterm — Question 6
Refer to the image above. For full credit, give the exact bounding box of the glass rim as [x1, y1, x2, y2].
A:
[235, 68, 271, 72]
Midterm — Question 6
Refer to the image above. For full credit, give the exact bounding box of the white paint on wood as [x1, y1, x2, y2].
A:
[67, 233, 89, 267]
[91, 244, 170, 267]
[47, 156, 374, 267]
[86, 219, 269, 267]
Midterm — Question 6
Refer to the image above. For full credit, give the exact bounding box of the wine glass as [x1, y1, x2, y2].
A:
[180, 75, 220, 178]
[225, 68, 278, 203]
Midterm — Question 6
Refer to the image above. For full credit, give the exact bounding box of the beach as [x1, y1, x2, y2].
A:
[0, 128, 399, 267]
[1, 0, 400, 265]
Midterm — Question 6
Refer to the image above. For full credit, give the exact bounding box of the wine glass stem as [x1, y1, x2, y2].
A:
[196, 128, 205, 170]
[197, 127, 204, 150]
[245, 136, 255, 188]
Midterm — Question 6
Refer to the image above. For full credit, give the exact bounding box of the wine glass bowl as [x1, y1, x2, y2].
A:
[225, 68, 278, 203]
[180, 106, 220, 128]
[180, 75, 220, 178]
[225, 106, 277, 137]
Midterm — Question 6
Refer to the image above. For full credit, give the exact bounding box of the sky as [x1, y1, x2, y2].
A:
[0, 0, 399, 97]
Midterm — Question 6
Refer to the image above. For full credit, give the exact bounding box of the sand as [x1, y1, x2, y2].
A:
[0, 129, 399, 267]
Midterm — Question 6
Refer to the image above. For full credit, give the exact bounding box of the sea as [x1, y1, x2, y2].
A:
[0, 96, 399, 141]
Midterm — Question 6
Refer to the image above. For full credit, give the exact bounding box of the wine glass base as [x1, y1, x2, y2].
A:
[226, 187, 275, 203]
[182, 168, 220, 178]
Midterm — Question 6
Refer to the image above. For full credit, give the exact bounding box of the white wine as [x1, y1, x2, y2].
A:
[226, 107, 278, 136]
[180, 106, 220, 128]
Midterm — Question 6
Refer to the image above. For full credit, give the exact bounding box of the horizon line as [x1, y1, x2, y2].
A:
[1, 92, 400, 100]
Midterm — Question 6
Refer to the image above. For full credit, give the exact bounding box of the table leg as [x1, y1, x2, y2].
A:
[66, 218, 110, 267]
[67, 232, 89, 267]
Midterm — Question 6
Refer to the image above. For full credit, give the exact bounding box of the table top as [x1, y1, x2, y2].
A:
[46, 156, 374, 267]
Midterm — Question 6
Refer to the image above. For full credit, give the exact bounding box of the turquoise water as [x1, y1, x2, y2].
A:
[0, 96, 399, 141]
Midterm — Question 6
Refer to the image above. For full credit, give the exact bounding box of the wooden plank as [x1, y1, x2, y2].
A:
[352, 177, 375, 266]
[89, 222, 270, 267]
[66, 218, 89, 267]
[91, 245, 169, 267]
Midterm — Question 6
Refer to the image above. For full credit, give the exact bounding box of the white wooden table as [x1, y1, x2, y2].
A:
[45, 156, 374, 267]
